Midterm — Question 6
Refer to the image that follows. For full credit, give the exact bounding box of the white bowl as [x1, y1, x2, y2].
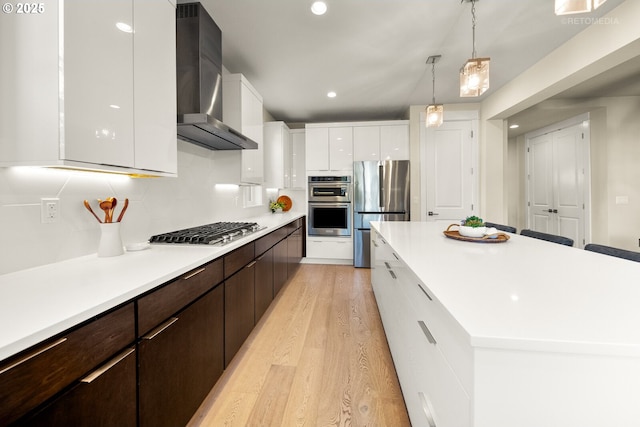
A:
[458, 225, 487, 238]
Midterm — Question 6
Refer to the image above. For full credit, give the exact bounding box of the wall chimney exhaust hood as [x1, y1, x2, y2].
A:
[176, 3, 258, 150]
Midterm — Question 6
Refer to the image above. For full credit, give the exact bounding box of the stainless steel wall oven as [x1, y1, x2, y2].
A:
[308, 176, 352, 237]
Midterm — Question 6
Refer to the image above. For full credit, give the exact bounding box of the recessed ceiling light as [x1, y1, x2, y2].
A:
[327, 91, 337, 98]
[509, 124, 519, 129]
[311, 1, 327, 15]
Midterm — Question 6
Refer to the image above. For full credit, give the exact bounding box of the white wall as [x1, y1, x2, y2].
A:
[0, 140, 305, 275]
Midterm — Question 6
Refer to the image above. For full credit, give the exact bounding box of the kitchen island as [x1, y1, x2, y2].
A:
[370, 221, 640, 427]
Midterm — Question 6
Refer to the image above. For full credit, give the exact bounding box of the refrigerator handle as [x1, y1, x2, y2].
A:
[378, 163, 384, 208]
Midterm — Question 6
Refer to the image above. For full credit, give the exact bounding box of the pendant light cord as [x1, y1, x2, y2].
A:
[431, 62, 436, 105]
[471, 0, 477, 58]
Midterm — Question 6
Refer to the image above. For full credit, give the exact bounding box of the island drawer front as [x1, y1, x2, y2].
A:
[138, 259, 223, 336]
[0, 303, 135, 425]
[400, 267, 474, 395]
[224, 242, 256, 278]
[377, 266, 470, 427]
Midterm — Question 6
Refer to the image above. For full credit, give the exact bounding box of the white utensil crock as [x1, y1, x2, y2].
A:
[98, 222, 124, 257]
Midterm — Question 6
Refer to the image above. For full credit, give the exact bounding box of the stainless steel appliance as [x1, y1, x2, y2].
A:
[149, 222, 264, 245]
[176, 3, 258, 150]
[308, 176, 352, 237]
[353, 160, 410, 267]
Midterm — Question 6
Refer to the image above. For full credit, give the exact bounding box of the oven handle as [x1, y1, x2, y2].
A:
[379, 164, 384, 208]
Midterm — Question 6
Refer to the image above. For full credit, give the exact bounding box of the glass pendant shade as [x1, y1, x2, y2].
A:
[459, 57, 490, 97]
[555, 0, 607, 15]
[425, 105, 443, 128]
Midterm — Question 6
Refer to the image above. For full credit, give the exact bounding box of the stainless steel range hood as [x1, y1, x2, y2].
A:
[176, 3, 258, 150]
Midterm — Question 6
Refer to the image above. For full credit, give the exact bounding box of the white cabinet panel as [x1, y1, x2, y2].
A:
[328, 127, 353, 171]
[353, 126, 381, 161]
[133, 0, 177, 174]
[290, 130, 306, 189]
[352, 122, 409, 162]
[380, 124, 410, 160]
[0, 0, 177, 176]
[306, 238, 352, 260]
[223, 74, 264, 184]
[264, 121, 290, 188]
[305, 127, 329, 171]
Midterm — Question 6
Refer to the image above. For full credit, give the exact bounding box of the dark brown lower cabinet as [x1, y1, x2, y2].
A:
[224, 260, 256, 366]
[18, 348, 137, 427]
[287, 226, 303, 277]
[254, 247, 274, 322]
[273, 238, 289, 296]
[138, 285, 224, 427]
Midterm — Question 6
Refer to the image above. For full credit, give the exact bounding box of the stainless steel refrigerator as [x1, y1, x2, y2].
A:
[353, 160, 410, 267]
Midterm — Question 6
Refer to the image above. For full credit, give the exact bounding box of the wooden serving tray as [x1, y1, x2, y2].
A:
[443, 224, 510, 243]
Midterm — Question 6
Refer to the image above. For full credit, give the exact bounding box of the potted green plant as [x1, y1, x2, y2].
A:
[269, 200, 285, 213]
[459, 215, 487, 237]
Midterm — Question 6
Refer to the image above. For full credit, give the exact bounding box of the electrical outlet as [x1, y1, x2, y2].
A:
[41, 198, 59, 223]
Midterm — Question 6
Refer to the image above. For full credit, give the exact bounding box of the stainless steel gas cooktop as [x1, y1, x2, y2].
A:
[149, 221, 264, 245]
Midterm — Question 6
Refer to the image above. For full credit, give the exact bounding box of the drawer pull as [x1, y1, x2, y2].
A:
[418, 392, 437, 427]
[372, 240, 378, 247]
[392, 252, 399, 260]
[384, 261, 391, 269]
[418, 320, 437, 344]
[246, 260, 257, 268]
[142, 317, 179, 340]
[389, 270, 397, 280]
[0, 337, 67, 375]
[417, 284, 433, 300]
[184, 267, 206, 280]
[81, 347, 135, 384]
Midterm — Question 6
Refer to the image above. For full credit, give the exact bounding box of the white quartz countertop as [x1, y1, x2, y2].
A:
[0, 213, 304, 361]
[371, 221, 640, 357]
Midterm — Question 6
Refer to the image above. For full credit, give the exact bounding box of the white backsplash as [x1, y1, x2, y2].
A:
[0, 140, 305, 275]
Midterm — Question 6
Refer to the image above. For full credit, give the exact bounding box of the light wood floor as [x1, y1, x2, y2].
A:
[188, 263, 410, 427]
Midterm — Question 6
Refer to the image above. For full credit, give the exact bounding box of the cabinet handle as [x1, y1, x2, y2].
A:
[246, 260, 257, 268]
[372, 240, 379, 247]
[389, 270, 397, 280]
[384, 261, 391, 269]
[184, 267, 206, 280]
[81, 347, 135, 384]
[418, 392, 437, 427]
[257, 254, 265, 261]
[418, 320, 437, 344]
[142, 317, 179, 340]
[392, 252, 399, 260]
[417, 284, 433, 301]
[0, 337, 67, 375]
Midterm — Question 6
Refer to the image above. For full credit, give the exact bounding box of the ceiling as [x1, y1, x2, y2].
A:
[197, 0, 631, 132]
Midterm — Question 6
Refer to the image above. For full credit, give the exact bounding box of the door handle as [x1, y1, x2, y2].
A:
[546, 209, 558, 213]
[428, 211, 439, 216]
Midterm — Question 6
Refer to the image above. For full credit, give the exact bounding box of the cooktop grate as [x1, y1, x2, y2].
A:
[149, 221, 261, 245]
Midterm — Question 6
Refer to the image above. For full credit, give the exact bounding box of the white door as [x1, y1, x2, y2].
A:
[421, 118, 476, 222]
[527, 118, 588, 247]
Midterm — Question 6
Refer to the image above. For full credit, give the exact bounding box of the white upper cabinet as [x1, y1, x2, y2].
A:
[290, 129, 306, 189]
[264, 121, 291, 189]
[305, 127, 330, 171]
[305, 125, 353, 171]
[353, 121, 409, 161]
[0, 0, 178, 176]
[223, 73, 264, 184]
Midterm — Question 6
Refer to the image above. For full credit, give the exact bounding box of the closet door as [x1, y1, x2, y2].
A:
[527, 121, 587, 247]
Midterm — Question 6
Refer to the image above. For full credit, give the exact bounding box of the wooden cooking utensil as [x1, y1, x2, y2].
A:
[83, 200, 102, 223]
[116, 198, 129, 222]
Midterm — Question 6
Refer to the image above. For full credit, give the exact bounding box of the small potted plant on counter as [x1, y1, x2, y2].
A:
[459, 215, 487, 237]
[269, 200, 285, 213]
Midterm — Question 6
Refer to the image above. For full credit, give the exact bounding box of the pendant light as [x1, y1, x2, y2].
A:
[555, 0, 607, 15]
[459, 0, 490, 97]
[425, 55, 443, 128]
